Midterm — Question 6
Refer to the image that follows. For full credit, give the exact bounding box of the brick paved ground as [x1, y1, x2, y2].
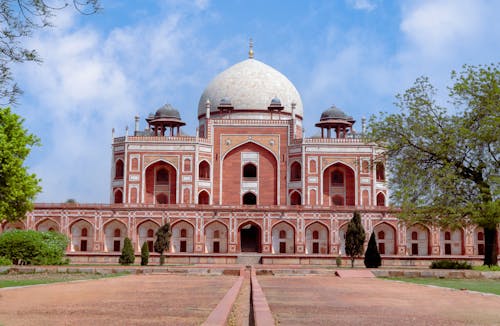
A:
[0, 274, 237, 326]
[258, 275, 500, 325]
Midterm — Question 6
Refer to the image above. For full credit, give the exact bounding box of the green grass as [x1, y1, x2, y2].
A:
[0, 272, 130, 288]
[387, 277, 500, 295]
[472, 265, 500, 272]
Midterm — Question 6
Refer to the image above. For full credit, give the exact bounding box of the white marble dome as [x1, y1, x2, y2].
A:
[198, 58, 303, 118]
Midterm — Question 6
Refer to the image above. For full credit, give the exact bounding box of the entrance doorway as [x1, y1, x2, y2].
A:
[240, 224, 260, 252]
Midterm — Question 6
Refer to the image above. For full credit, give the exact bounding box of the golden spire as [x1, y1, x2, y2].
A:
[248, 38, 254, 59]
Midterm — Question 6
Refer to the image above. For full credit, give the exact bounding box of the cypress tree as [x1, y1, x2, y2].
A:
[119, 237, 135, 265]
[141, 242, 149, 266]
[154, 223, 172, 266]
[364, 231, 381, 268]
[345, 211, 366, 268]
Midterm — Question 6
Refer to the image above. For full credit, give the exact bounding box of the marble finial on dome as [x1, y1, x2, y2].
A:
[248, 38, 254, 59]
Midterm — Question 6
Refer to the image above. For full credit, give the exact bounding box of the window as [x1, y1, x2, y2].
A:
[290, 162, 301, 181]
[376, 193, 385, 206]
[114, 228, 121, 237]
[378, 231, 385, 240]
[180, 229, 187, 237]
[156, 169, 169, 184]
[243, 163, 257, 179]
[199, 161, 210, 179]
[81, 228, 88, 237]
[279, 230, 286, 239]
[331, 171, 343, 185]
[312, 230, 319, 240]
[444, 231, 451, 241]
[114, 190, 123, 204]
[214, 230, 220, 238]
[243, 192, 257, 205]
[290, 192, 301, 205]
[115, 160, 124, 179]
[411, 231, 418, 241]
[147, 229, 154, 237]
[376, 163, 385, 181]
[477, 232, 484, 241]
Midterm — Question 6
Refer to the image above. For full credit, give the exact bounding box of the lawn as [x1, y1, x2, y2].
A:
[387, 277, 500, 296]
[0, 272, 129, 288]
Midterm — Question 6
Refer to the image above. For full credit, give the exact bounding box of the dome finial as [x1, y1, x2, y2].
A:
[248, 38, 254, 59]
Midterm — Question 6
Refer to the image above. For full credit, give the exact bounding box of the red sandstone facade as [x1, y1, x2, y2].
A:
[1, 52, 497, 263]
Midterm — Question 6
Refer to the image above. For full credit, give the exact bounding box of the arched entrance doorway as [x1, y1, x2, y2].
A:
[239, 223, 261, 252]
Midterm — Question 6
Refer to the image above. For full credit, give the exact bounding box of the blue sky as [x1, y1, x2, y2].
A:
[13, 0, 500, 203]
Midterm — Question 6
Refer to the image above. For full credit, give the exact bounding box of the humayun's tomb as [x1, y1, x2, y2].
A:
[2, 45, 498, 265]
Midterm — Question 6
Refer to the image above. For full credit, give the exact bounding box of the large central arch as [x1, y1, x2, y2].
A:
[322, 162, 356, 206]
[221, 142, 278, 205]
[239, 221, 261, 253]
[144, 160, 177, 204]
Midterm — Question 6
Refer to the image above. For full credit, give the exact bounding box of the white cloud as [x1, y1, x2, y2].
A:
[17, 7, 221, 203]
[347, 0, 377, 11]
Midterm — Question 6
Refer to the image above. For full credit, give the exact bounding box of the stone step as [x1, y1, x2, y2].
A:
[237, 254, 262, 265]
[335, 269, 375, 278]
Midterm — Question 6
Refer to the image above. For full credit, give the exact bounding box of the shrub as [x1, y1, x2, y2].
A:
[141, 242, 149, 266]
[0, 230, 68, 265]
[154, 223, 171, 266]
[430, 260, 472, 269]
[119, 237, 135, 265]
[0, 256, 12, 265]
[364, 231, 381, 268]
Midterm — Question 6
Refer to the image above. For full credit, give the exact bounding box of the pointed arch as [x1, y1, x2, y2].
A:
[103, 219, 127, 252]
[137, 220, 160, 253]
[322, 162, 356, 206]
[171, 220, 195, 253]
[271, 221, 295, 254]
[406, 224, 430, 256]
[238, 221, 262, 253]
[115, 159, 124, 179]
[144, 160, 177, 204]
[204, 221, 228, 253]
[376, 192, 385, 206]
[242, 192, 257, 205]
[199, 160, 210, 180]
[305, 221, 329, 254]
[70, 219, 94, 252]
[373, 222, 396, 255]
[290, 161, 301, 181]
[198, 190, 210, 205]
[35, 218, 60, 232]
[290, 190, 302, 205]
[222, 141, 278, 205]
[114, 189, 123, 204]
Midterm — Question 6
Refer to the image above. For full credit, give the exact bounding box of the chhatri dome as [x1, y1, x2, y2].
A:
[197, 41, 303, 119]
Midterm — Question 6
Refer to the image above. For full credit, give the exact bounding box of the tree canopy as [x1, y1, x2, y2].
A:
[0, 107, 41, 222]
[154, 223, 171, 265]
[368, 63, 499, 265]
[0, 0, 100, 105]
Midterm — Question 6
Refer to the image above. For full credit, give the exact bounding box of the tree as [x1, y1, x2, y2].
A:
[0, 0, 100, 105]
[154, 223, 171, 266]
[345, 211, 366, 268]
[0, 229, 68, 265]
[141, 241, 149, 266]
[364, 232, 381, 268]
[119, 237, 135, 265]
[368, 63, 499, 265]
[0, 108, 41, 222]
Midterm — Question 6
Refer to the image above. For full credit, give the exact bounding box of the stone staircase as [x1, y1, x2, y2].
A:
[236, 253, 262, 265]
